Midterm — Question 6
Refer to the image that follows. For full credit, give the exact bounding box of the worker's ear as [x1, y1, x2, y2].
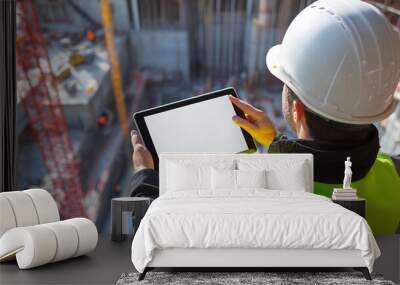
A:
[292, 100, 305, 124]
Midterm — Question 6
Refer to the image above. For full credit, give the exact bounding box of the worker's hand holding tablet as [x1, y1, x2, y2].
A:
[228, 95, 277, 146]
[133, 88, 263, 168]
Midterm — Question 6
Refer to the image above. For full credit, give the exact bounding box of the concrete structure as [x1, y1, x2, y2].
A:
[130, 31, 190, 81]
[35, 0, 314, 83]
[55, 36, 130, 131]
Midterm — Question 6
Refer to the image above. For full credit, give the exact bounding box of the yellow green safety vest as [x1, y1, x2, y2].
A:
[314, 153, 400, 234]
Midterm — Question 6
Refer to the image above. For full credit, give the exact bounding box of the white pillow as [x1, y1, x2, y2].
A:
[167, 163, 210, 191]
[211, 168, 267, 190]
[238, 159, 308, 191]
[211, 168, 236, 190]
[166, 159, 235, 192]
[267, 167, 306, 191]
[236, 169, 267, 189]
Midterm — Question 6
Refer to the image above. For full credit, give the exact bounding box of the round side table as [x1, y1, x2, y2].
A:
[111, 197, 151, 242]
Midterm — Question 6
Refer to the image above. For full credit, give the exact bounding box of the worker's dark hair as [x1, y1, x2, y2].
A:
[285, 86, 372, 144]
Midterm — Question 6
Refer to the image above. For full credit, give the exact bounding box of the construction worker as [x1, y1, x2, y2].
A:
[129, 0, 400, 234]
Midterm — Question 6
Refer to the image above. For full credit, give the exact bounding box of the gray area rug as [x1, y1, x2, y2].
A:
[116, 272, 395, 285]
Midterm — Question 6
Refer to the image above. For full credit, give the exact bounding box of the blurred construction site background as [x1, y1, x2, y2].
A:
[16, 0, 400, 233]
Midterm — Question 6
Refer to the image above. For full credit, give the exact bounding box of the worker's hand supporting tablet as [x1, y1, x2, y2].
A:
[131, 130, 154, 172]
[229, 95, 277, 146]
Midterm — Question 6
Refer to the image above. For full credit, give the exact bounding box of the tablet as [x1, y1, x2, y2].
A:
[133, 87, 256, 168]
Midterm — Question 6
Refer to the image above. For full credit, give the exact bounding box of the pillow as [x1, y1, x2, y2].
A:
[236, 169, 267, 189]
[237, 159, 308, 191]
[266, 165, 307, 191]
[211, 168, 267, 190]
[166, 159, 235, 191]
[167, 163, 210, 191]
[211, 168, 236, 190]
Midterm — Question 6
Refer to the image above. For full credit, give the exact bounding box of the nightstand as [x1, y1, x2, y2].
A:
[332, 198, 366, 218]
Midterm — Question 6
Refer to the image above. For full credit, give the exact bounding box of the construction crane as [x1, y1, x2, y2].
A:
[16, 0, 87, 219]
[99, 0, 129, 138]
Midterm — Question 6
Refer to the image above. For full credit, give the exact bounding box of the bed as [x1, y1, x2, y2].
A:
[131, 153, 380, 280]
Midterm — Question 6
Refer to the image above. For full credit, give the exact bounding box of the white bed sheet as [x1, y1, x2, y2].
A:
[131, 190, 380, 273]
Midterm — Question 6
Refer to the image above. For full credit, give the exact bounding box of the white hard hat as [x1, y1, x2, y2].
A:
[266, 0, 400, 124]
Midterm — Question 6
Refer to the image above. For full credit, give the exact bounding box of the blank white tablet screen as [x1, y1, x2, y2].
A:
[144, 95, 249, 153]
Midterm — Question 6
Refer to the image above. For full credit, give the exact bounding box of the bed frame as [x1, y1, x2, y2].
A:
[139, 248, 371, 280]
[138, 154, 371, 281]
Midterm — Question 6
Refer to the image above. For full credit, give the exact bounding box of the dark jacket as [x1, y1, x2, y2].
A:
[268, 125, 380, 183]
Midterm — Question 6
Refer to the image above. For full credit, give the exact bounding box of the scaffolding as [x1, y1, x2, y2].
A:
[16, 0, 86, 219]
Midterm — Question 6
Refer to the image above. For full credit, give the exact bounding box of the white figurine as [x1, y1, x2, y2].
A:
[343, 157, 352, 189]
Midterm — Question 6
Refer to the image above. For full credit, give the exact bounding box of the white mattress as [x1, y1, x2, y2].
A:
[131, 190, 380, 273]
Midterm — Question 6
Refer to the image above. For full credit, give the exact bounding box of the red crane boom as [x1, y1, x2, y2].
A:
[16, 0, 86, 218]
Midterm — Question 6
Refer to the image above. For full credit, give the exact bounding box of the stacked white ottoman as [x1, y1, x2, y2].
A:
[0, 189, 98, 269]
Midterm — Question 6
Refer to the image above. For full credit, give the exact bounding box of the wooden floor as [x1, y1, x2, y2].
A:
[0, 235, 398, 285]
